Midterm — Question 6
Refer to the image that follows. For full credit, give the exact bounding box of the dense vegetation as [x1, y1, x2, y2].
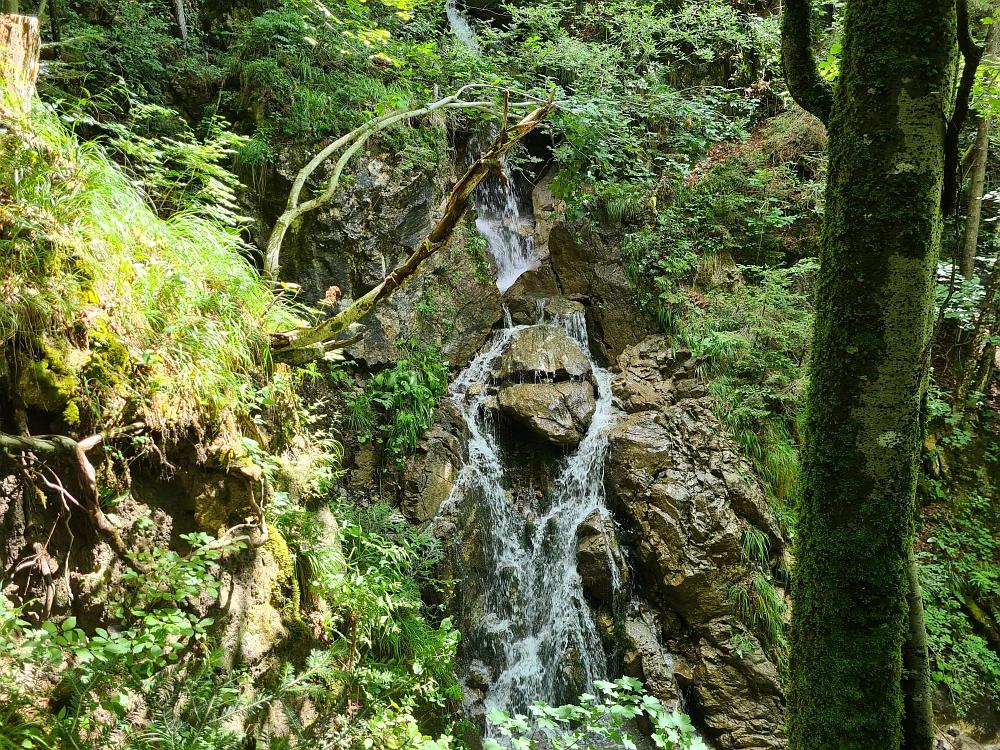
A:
[0, 0, 999, 746]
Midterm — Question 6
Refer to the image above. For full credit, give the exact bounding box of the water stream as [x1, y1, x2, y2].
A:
[442, 0, 622, 729]
[442, 311, 620, 727]
[471, 161, 538, 293]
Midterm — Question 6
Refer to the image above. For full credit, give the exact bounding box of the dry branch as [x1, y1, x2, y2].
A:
[263, 85, 533, 278]
[269, 94, 555, 359]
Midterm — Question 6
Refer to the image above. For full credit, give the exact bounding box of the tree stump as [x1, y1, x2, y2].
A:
[0, 14, 40, 114]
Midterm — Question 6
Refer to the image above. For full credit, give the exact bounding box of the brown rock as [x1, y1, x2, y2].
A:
[500, 325, 592, 382]
[497, 381, 596, 446]
[575, 509, 628, 607]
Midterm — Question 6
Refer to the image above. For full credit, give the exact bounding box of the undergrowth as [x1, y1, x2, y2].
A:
[345, 340, 449, 460]
[0, 98, 300, 437]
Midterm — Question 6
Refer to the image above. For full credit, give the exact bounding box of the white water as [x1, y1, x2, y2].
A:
[445, 0, 481, 53]
[441, 308, 621, 727]
[472, 163, 538, 293]
[447, 0, 538, 293]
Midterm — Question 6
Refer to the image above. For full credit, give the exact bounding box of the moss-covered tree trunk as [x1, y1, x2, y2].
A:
[786, 0, 956, 746]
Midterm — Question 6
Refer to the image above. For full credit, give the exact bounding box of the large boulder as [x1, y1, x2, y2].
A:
[399, 421, 464, 523]
[497, 381, 596, 446]
[500, 325, 592, 382]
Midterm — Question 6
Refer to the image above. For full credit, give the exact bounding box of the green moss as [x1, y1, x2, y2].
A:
[84, 325, 131, 386]
[17, 339, 78, 412]
[62, 400, 81, 426]
[786, 0, 957, 745]
[263, 523, 300, 617]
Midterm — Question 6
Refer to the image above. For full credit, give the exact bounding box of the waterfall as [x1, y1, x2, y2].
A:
[472, 165, 538, 293]
[441, 309, 620, 730]
[445, 0, 480, 53]
[447, 0, 537, 293]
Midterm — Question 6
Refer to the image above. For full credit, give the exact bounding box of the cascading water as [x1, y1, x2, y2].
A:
[440, 308, 621, 730]
[445, 0, 480, 53]
[443, 0, 619, 727]
[447, 0, 538, 293]
[470, 160, 538, 293]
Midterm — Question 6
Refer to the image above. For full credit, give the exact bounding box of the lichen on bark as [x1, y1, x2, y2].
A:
[785, 0, 957, 746]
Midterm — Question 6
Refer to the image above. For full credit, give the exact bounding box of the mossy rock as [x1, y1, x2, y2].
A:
[263, 523, 300, 616]
[15, 335, 83, 412]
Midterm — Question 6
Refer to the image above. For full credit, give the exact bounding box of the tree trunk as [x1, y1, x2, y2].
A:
[173, 0, 188, 54]
[0, 13, 40, 112]
[959, 22, 1000, 280]
[785, 0, 956, 747]
[901, 547, 935, 750]
[781, 0, 833, 125]
[48, 0, 60, 45]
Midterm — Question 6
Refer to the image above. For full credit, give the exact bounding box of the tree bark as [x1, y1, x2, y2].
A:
[959, 21, 1000, 280]
[786, 0, 956, 747]
[901, 547, 935, 750]
[173, 0, 188, 54]
[781, 0, 833, 125]
[0, 13, 39, 112]
[944, 0, 985, 215]
[48, 0, 60, 45]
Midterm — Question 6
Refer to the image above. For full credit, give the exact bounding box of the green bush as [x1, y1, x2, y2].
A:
[920, 491, 1000, 716]
[486, 676, 708, 750]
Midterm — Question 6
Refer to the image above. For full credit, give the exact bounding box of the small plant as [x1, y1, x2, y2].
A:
[346, 340, 449, 458]
[741, 525, 770, 568]
[485, 676, 708, 750]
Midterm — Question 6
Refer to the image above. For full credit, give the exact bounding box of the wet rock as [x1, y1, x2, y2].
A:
[400, 424, 463, 523]
[500, 325, 592, 382]
[606, 336, 788, 749]
[531, 167, 562, 251]
[498, 381, 596, 446]
[543, 297, 586, 318]
[622, 616, 682, 706]
[547, 219, 656, 362]
[347, 240, 504, 369]
[274, 150, 449, 311]
[575, 509, 628, 607]
[690, 619, 786, 750]
[503, 266, 563, 325]
[269, 148, 502, 369]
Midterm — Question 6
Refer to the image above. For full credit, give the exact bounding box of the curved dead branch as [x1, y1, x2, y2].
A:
[269, 93, 556, 359]
[263, 85, 538, 279]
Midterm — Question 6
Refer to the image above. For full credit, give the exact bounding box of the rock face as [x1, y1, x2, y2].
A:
[606, 336, 787, 750]
[575, 509, 628, 608]
[399, 406, 465, 524]
[516, 168, 657, 363]
[346, 238, 504, 369]
[498, 381, 596, 446]
[500, 325, 592, 382]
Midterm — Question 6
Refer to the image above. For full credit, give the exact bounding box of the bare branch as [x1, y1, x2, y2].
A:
[945, 0, 987, 214]
[269, 95, 556, 356]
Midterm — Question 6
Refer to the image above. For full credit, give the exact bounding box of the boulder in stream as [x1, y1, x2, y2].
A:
[499, 325, 592, 382]
[497, 380, 596, 446]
